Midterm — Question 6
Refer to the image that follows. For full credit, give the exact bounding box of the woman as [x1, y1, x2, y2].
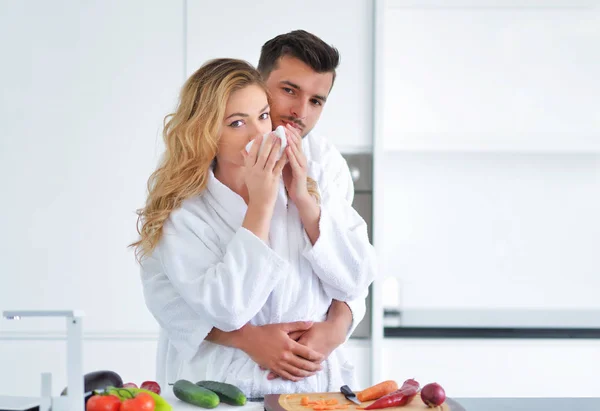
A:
[132, 59, 375, 397]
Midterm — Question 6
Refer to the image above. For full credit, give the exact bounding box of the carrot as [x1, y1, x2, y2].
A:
[326, 399, 339, 405]
[357, 380, 399, 402]
[301, 397, 310, 406]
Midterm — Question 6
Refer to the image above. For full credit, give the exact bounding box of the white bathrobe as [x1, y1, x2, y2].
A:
[140, 132, 376, 398]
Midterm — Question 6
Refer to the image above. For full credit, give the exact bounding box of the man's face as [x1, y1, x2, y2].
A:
[264, 56, 334, 138]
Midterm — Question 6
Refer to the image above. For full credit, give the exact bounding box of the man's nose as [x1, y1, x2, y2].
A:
[290, 99, 309, 120]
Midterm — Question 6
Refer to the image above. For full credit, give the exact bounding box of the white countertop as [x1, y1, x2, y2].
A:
[162, 394, 264, 411]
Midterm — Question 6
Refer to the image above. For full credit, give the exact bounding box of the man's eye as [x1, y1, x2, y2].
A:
[259, 112, 270, 120]
[229, 120, 244, 128]
[283, 87, 294, 94]
[311, 99, 322, 106]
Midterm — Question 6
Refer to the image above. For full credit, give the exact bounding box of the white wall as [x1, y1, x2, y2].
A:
[0, 0, 183, 335]
[0, 0, 183, 396]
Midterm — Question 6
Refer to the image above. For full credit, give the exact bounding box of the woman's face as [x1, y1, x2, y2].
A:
[216, 84, 272, 168]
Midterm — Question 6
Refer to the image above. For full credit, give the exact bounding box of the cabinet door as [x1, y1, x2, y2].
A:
[382, 338, 600, 397]
[383, 2, 600, 152]
[186, 0, 374, 153]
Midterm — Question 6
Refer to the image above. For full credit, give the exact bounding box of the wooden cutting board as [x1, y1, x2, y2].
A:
[263, 392, 465, 411]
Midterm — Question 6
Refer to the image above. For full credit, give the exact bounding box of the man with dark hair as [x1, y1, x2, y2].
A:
[205, 30, 369, 383]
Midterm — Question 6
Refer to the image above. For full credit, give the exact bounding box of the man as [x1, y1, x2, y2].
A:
[142, 30, 371, 387]
[205, 30, 368, 382]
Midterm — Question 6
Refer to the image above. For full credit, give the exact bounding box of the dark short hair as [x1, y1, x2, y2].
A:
[258, 30, 340, 85]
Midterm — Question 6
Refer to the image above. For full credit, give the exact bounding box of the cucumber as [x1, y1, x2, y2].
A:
[195, 381, 247, 406]
[173, 379, 220, 409]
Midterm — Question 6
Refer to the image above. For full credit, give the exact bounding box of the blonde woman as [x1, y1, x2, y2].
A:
[133, 58, 375, 397]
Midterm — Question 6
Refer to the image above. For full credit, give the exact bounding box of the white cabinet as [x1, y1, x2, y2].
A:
[381, 338, 600, 397]
[381, 1, 600, 152]
[185, 0, 374, 153]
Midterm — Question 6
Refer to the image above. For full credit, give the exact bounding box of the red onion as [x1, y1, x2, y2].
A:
[140, 380, 161, 395]
[420, 382, 446, 407]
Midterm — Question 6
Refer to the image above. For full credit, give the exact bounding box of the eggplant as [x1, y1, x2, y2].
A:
[60, 370, 123, 395]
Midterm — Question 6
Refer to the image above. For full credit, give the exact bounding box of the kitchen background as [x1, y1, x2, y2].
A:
[1, 0, 599, 399]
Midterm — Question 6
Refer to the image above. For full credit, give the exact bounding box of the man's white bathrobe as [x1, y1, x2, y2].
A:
[140, 133, 376, 398]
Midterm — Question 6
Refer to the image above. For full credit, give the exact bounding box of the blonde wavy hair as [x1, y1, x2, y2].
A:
[131, 58, 319, 262]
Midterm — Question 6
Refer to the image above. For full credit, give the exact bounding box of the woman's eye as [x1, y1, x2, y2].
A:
[259, 112, 270, 120]
[229, 120, 244, 128]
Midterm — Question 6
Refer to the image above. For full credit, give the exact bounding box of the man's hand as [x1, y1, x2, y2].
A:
[236, 321, 325, 382]
[267, 301, 353, 380]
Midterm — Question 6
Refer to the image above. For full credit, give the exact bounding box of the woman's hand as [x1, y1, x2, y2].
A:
[244, 133, 287, 208]
[242, 133, 287, 241]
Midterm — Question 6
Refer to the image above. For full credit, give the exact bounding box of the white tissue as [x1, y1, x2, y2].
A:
[245, 125, 288, 160]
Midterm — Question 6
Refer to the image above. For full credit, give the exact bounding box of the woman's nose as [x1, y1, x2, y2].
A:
[246, 121, 260, 137]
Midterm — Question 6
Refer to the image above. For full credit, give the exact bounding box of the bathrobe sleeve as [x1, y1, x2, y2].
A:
[140, 264, 213, 361]
[141, 206, 290, 344]
[302, 147, 377, 303]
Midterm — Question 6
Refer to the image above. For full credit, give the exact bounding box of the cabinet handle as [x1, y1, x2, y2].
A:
[350, 166, 361, 182]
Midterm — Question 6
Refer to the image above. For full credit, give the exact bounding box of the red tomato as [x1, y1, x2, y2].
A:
[86, 394, 121, 411]
[121, 392, 154, 411]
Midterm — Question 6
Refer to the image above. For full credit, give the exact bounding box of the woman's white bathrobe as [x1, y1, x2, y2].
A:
[140, 133, 376, 398]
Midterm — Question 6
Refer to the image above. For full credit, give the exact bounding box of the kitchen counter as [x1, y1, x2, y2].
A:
[164, 395, 600, 411]
[2, 395, 599, 411]
[384, 309, 600, 338]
